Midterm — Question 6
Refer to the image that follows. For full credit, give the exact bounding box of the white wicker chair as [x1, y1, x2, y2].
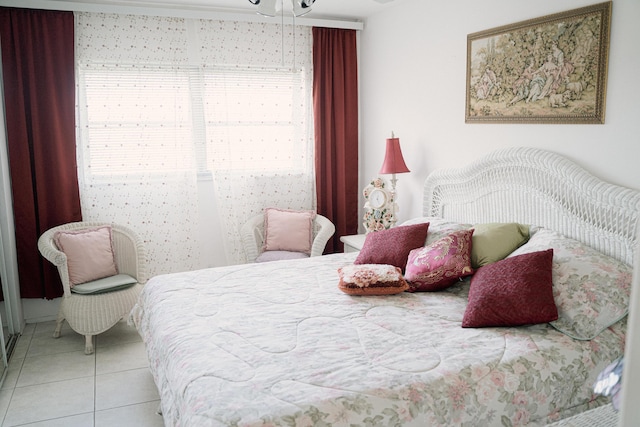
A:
[240, 213, 335, 263]
[38, 221, 146, 355]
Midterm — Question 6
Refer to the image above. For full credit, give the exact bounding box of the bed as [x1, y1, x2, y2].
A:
[131, 147, 640, 426]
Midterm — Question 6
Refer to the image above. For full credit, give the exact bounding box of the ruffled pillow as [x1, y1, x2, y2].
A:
[404, 229, 474, 292]
[337, 264, 409, 296]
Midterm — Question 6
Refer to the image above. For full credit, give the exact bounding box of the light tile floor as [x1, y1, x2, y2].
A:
[0, 320, 165, 426]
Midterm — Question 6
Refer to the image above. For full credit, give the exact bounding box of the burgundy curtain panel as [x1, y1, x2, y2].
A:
[0, 8, 81, 299]
[312, 27, 359, 253]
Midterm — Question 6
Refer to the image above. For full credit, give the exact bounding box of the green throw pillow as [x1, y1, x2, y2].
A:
[471, 223, 530, 268]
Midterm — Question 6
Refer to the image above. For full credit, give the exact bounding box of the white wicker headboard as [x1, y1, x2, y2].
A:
[423, 147, 640, 265]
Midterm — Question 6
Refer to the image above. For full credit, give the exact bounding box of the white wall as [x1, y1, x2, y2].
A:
[359, 1, 640, 424]
[359, 0, 640, 226]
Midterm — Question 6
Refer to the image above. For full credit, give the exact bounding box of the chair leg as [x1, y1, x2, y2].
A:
[53, 312, 65, 338]
[84, 335, 94, 355]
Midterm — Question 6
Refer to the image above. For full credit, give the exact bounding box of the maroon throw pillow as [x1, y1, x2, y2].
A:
[405, 229, 474, 292]
[354, 223, 430, 271]
[462, 249, 558, 328]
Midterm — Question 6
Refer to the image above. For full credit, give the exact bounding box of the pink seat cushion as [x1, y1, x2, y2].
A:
[255, 251, 310, 263]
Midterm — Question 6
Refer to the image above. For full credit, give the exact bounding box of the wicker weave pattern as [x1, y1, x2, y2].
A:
[240, 213, 336, 263]
[423, 147, 640, 265]
[38, 221, 147, 354]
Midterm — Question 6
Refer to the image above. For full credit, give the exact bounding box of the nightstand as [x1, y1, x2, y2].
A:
[340, 234, 367, 253]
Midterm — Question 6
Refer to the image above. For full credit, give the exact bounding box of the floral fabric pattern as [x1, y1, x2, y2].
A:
[405, 229, 474, 291]
[509, 228, 632, 340]
[132, 252, 626, 427]
[337, 264, 408, 295]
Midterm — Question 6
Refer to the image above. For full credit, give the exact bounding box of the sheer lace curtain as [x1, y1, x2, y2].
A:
[75, 13, 314, 275]
[197, 19, 315, 262]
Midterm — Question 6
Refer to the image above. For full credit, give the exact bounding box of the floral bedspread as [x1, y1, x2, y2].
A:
[132, 253, 625, 427]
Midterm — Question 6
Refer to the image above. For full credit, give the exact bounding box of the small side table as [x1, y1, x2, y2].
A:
[340, 234, 367, 253]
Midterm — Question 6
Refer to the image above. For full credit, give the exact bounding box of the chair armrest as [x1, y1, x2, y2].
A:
[240, 214, 265, 263]
[310, 215, 336, 257]
[37, 229, 73, 296]
[111, 224, 148, 284]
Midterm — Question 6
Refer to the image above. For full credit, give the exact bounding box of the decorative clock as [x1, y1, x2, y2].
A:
[363, 177, 396, 233]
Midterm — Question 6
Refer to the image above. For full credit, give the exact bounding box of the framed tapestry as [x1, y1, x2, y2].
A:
[465, 2, 611, 124]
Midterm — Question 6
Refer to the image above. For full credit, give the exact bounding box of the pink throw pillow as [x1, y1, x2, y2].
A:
[54, 225, 118, 286]
[263, 208, 316, 254]
[354, 223, 430, 272]
[462, 249, 558, 328]
[405, 229, 474, 292]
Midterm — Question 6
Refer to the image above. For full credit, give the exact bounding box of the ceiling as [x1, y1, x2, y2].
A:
[35, 0, 403, 21]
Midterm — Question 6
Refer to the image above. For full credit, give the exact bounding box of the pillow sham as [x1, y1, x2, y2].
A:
[471, 222, 530, 268]
[337, 264, 409, 296]
[462, 249, 558, 328]
[54, 225, 118, 287]
[263, 208, 316, 254]
[354, 222, 430, 271]
[509, 228, 632, 340]
[405, 229, 474, 292]
[400, 216, 472, 246]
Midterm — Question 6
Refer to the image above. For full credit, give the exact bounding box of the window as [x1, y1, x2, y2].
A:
[78, 63, 310, 179]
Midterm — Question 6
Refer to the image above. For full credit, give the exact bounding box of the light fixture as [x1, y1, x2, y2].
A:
[248, 0, 315, 17]
[248, 0, 278, 17]
[292, 0, 312, 17]
[379, 132, 410, 227]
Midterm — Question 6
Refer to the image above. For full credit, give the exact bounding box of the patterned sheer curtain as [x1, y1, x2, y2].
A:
[75, 13, 314, 275]
[197, 19, 315, 263]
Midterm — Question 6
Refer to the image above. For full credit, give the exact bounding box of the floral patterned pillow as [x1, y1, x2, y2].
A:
[509, 228, 632, 340]
[337, 264, 409, 296]
[404, 229, 475, 292]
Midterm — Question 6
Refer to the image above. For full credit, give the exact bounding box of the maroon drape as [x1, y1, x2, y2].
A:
[312, 27, 359, 253]
[0, 8, 81, 299]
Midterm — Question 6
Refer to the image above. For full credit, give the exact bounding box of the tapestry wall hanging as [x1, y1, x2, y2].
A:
[465, 2, 611, 124]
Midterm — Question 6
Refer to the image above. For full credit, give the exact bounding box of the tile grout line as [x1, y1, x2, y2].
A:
[94, 334, 98, 427]
[1, 327, 32, 427]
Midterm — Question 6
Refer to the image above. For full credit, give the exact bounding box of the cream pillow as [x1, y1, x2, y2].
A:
[263, 208, 316, 254]
[54, 225, 118, 286]
[471, 222, 530, 268]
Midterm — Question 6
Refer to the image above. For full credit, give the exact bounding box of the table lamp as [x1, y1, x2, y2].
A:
[379, 132, 410, 226]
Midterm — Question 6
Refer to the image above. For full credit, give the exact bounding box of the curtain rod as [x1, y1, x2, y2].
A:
[3, 0, 365, 30]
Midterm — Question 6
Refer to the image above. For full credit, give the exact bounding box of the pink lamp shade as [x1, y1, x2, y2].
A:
[379, 137, 410, 174]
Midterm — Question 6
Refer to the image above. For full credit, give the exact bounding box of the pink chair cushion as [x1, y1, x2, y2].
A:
[54, 225, 118, 286]
[263, 208, 316, 255]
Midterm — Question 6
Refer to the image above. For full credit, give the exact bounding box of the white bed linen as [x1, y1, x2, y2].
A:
[132, 252, 625, 427]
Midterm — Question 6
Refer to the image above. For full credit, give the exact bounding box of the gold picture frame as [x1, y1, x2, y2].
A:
[465, 2, 611, 124]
